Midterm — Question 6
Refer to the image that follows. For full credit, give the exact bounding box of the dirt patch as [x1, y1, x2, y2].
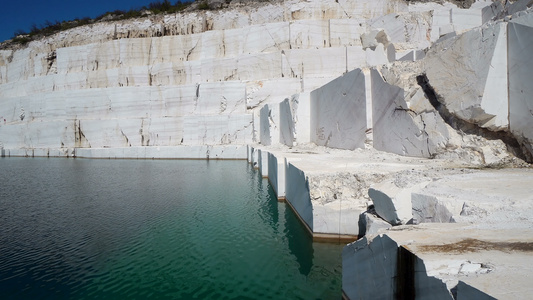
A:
[420, 238, 533, 253]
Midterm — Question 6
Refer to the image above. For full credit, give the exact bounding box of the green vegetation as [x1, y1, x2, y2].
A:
[4, 0, 195, 48]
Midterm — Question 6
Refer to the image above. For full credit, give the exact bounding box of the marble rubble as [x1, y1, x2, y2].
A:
[1, 0, 533, 298]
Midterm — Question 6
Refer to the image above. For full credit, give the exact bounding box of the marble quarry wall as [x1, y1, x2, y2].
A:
[0, 0, 504, 157]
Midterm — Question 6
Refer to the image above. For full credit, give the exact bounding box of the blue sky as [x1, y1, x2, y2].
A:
[0, 1, 190, 43]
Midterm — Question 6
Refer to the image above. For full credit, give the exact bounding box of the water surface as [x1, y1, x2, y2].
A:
[0, 157, 342, 299]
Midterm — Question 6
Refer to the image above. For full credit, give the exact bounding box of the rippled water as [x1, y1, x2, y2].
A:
[0, 157, 343, 299]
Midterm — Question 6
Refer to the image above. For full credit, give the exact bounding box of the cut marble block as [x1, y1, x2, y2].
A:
[430, 8, 452, 41]
[259, 103, 280, 146]
[289, 19, 330, 49]
[267, 151, 286, 199]
[343, 233, 457, 300]
[247, 145, 253, 163]
[259, 104, 272, 146]
[251, 146, 259, 169]
[258, 149, 269, 177]
[291, 92, 311, 144]
[451, 8, 483, 33]
[311, 68, 366, 150]
[371, 69, 430, 157]
[411, 193, 455, 224]
[342, 235, 399, 300]
[182, 114, 253, 145]
[346, 46, 368, 70]
[285, 160, 313, 231]
[329, 19, 366, 47]
[365, 43, 389, 66]
[279, 98, 295, 147]
[281, 48, 347, 79]
[508, 20, 533, 160]
[359, 212, 392, 236]
[424, 22, 508, 131]
[368, 179, 429, 226]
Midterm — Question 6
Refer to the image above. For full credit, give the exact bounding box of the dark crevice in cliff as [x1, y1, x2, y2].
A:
[416, 74, 531, 163]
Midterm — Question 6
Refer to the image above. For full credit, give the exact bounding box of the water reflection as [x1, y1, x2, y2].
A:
[284, 200, 314, 276]
[0, 157, 343, 299]
[251, 164, 279, 230]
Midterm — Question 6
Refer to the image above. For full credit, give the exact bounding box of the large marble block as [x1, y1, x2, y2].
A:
[259, 103, 280, 146]
[329, 19, 366, 47]
[508, 20, 533, 160]
[369, 180, 413, 226]
[424, 22, 509, 131]
[342, 235, 399, 300]
[430, 8, 453, 41]
[347, 46, 368, 70]
[267, 151, 286, 199]
[279, 98, 295, 147]
[343, 234, 453, 300]
[371, 69, 430, 157]
[258, 149, 269, 177]
[311, 68, 366, 150]
[285, 160, 313, 231]
[291, 92, 311, 144]
[451, 8, 483, 33]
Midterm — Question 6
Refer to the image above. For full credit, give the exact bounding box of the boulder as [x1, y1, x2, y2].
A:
[368, 179, 429, 225]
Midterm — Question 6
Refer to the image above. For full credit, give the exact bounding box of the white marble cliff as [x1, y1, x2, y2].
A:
[1, 0, 533, 298]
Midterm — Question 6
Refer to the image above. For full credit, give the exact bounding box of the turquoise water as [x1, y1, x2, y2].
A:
[0, 158, 343, 299]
